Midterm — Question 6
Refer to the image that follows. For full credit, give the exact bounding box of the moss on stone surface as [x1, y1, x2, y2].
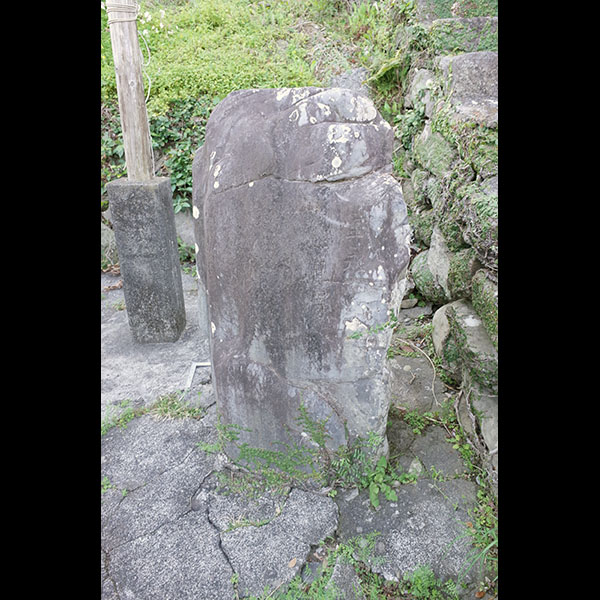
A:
[447, 247, 481, 299]
[409, 168, 430, 209]
[447, 302, 497, 393]
[437, 198, 468, 252]
[455, 181, 498, 272]
[413, 123, 457, 179]
[410, 207, 435, 247]
[417, 0, 499, 21]
[410, 250, 448, 304]
[471, 269, 498, 349]
[430, 17, 498, 53]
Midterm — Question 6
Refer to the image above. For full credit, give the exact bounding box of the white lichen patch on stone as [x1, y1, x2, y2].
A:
[345, 317, 367, 333]
[316, 102, 331, 116]
[327, 123, 352, 144]
[193, 205, 200, 219]
[291, 88, 312, 103]
[211, 321, 216, 335]
[248, 181, 254, 187]
[295, 102, 310, 126]
[194, 242, 199, 254]
[276, 88, 290, 101]
[213, 181, 220, 189]
[213, 164, 222, 178]
[351, 95, 377, 122]
[331, 156, 342, 169]
[464, 315, 482, 327]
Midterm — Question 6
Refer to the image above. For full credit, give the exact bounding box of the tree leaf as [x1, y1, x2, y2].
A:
[288, 557, 297, 568]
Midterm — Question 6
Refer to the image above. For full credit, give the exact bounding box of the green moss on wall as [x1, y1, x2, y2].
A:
[447, 302, 498, 393]
[410, 207, 435, 247]
[471, 270, 498, 349]
[410, 251, 448, 304]
[430, 17, 498, 53]
[447, 247, 481, 299]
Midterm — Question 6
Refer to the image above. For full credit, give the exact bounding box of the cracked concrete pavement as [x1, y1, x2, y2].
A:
[101, 267, 488, 598]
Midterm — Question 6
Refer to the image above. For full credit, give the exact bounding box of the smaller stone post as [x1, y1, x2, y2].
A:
[107, 178, 186, 343]
[105, 1, 185, 343]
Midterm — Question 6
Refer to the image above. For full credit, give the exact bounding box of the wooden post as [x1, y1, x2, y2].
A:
[106, 1, 153, 181]
[105, 2, 186, 343]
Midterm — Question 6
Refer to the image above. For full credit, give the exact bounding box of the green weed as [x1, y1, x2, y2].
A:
[400, 565, 460, 599]
[101, 392, 205, 436]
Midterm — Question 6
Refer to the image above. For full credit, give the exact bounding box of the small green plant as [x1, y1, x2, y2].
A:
[348, 309, 399, 340]
[101, 399, 139, 435]
[445, 430, 476, 470]
[101, 475, 115, 494]
[101, 475, 128, 498]
[367, 455, 398, 508]
[148, 392, 205, 420]
[402, 408, 434, 435]
[329, 435, 403, 509]
[400, 565, 460, 600]
[177, 236, 195, 265]
[101, 392, 205, 436]
[112, 300, 126, 311]
[196, 412, 251, 454]
[296, 401, 331, 449]
[450, 489, 498, 591]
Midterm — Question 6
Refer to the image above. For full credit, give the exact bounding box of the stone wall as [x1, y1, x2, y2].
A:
[397, 0, 498, 478]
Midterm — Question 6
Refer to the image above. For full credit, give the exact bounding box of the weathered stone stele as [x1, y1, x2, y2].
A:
[193, 87, 410, 463]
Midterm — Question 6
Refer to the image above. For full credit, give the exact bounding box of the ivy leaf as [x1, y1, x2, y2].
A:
[369, 483, 380, 508]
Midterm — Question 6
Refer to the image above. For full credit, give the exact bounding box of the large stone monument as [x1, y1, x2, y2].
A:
[193, 87, 410, 463]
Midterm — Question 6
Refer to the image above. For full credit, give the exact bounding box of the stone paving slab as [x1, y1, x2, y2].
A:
[101, 269, 211, 421]
[336, 477, 480, 584]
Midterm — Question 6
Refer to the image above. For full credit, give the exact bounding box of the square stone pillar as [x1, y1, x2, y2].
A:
[106, 177, 186, 343]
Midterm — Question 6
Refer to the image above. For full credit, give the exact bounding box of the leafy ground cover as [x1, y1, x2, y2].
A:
[100, 0, 419, 212]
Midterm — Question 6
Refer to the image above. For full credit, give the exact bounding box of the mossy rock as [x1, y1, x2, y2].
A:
[471, 269, 498, 349]
[430, 17, 498, 53]
[436, 200, 468, 252]
[101, 221, 119, 268]
[447, 301, 497, 393]
[413, 122, 457, 179]
[425, 175, 445, 211]
[447, 247, 482, 299]
[409, 169, 429, 209]
[409, 207, 435, 247]
[456, 179, 498, 271]
[410, 250, 448, 305]
[432, 299, 497, 393]
[415, 0, 498, 21]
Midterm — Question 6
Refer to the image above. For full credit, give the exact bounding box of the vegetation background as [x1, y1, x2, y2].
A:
[100, 0, 428, 213]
